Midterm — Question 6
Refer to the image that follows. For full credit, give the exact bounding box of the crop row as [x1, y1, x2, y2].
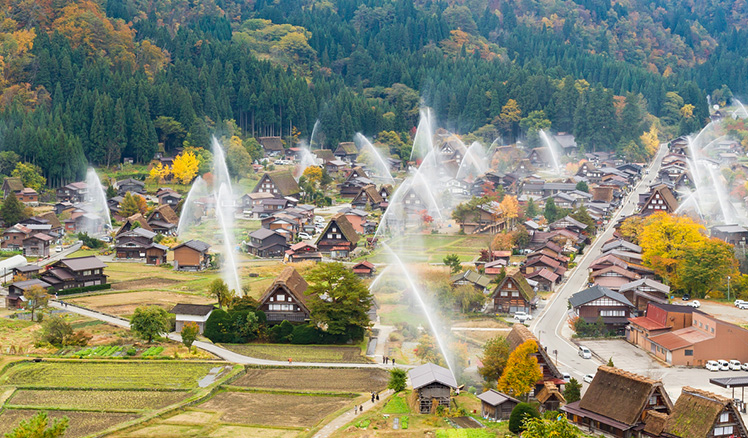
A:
[72, 345, 125, 358]
[141, 346, 164, 357]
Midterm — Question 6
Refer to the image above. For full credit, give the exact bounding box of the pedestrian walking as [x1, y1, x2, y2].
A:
[391, 358, 395, 366]
[354, 405, 358, 414]
[288, 357, 292, 364]
[371, 393, 375, 403]
[376, 393, 379, 401]
[360, 405, 364, 412]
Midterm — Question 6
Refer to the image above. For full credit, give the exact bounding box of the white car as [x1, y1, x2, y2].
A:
[583, 374, 595, 383]
[730, 360, 742, 371]
[578, 346, 592, 359]
[735, 300, 747, 307]
[55, 246, 62, 253]
[314, 216, 325, 224]
[298, 232, 313, 240]
[706, 360, 720, 371]
[561, 372, 571, 383]
[718, 360, 730, 371]
[738, 303, 748, 310]
[687, 300, 701, 308]
[513, 311, 532, 322]
[741, 363, 748, 371]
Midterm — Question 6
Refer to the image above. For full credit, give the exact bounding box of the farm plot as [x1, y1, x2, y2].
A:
[234, 368, 389, 392]
[0, 410, 138, 438]
[7, 389, 188, 411]
[0, 361, 219, 390]
[198, 391, 350, 428]
[68, 290, 213, 317]
[221, 344, 370, 363]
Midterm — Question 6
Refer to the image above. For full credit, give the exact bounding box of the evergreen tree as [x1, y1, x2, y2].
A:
[1, 192, 28, 226]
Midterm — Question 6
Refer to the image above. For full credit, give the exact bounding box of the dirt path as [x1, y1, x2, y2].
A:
[312, 389, 393, 438]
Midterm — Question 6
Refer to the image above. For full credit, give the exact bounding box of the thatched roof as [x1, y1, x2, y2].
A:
[313, 149, 335, 162]
[491, 270, 536, 304]
[663, 387, 743, 438]
[355, 184, 384, 205]
[37, 211, 62, 229]
[258, 266, 310, 309]
[259, 136, 284, 151]
[147, 204, 179, 224]
[335, 142, 358, 155]
[579, 366, 673, 426]
[323, 213, 360, 245]
[3, 177, 23, 192]
[642, 410, 668, 436]
[505, 324, 563, 380]
[116, 214, 153, 236]
[536, 381, 565, 404]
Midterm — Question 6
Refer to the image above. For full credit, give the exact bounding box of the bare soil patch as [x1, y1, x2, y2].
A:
[0, 410, 137, 437]
[198, 391, 349, 427]
[69, 291, 212, 316]
[234, 368, 388, 392]
[111, 278, 181, 291]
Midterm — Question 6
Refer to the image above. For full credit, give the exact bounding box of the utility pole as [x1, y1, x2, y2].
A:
[728, 275, 732, 302]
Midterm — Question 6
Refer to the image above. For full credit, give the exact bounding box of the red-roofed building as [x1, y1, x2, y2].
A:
[351, 261, 376, 277]
[284, 242, 322, 263]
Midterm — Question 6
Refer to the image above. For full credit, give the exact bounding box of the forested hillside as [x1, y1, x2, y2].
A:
[0, 0, 745, 186]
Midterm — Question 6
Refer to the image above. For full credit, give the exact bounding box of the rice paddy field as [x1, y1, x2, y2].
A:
[220, 344, 371, 364]
[233, 368, 389, 392]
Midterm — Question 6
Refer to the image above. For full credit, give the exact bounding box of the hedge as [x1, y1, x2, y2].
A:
[56, 283, 112, 296]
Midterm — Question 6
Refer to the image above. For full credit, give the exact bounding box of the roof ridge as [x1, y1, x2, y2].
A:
[599, 365, 657, 385]
[681, 386, 731, 404]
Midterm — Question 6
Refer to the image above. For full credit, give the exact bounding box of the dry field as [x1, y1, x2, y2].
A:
[234, 368, 389, 392]
[68, 290, 213, 317]
[0, 409, 138, 437]
[221, 344, 370, 363]
[7, 389, 188, 411]
[198, 391, 350, 427]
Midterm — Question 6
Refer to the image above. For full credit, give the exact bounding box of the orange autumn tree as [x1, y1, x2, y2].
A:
[498, 339, 542, 401]
[499, 195, 519, 228]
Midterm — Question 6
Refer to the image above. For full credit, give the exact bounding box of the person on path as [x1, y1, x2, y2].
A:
[288, 357, 292, 364]
[391, 358, 395, 366]
[376, 393, 380, 401]
[371, 393, 375, 403]
[354, 405, 358, 414]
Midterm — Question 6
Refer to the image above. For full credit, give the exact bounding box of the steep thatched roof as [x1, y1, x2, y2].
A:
[536, 381, 565, 404]
[505, 324, 563, 380]
[259, 266, 310, 309]
[579, 366, 673, 426]
[642, 410, 668, 436]
[116, 214, 153, 236]
[3, 177, 23, 192]
[37, 211, 62, 229]
[324, 213, 360, 244]
[663, 387, 743, 438]
[147, 204, 179, 224]
[491, 270, 536, 304]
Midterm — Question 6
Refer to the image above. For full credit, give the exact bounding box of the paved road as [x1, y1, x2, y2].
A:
[530, 145, 669, 380]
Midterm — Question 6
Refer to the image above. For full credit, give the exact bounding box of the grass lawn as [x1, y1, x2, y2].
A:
[220, 344, 371, 364]
[0, 361, 220, 390]
[381, 392, 411, 414]
[435, 430, 499, 438]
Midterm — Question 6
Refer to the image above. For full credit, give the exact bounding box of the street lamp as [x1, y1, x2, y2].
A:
[728, 276, 732, 302]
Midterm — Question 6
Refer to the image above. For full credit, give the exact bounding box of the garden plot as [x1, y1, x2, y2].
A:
[198, 391, 350, 428]
[68, 290, 213, 317]
[7, 389, 188, 412]
[0, 410, 138, 438]
[221, 344, 369, 363]
[234, 368, 388, 392]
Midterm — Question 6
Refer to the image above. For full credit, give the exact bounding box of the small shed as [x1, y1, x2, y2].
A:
[351, 261, 376, 277]
[536, 381, 566, 412]
[477, 389, 520, 421]
[170, 303, 215, 334]
[409, 363, 458, 414]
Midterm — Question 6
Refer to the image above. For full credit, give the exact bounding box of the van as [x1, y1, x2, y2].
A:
[718, 360, 730, 371]
[730, 360, 742, 371]
[561, 372, 571, 382]
[706, 360, 720, 371]
[578, 346, 592, 359]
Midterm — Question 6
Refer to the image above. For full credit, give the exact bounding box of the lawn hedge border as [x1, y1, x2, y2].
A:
[56, 283, 112, 296]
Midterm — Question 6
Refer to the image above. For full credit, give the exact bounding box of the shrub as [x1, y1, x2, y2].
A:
[126, 347, 136, 356]
[509, 403, 540, 433]
[388, 368, 407, 392]
[290, 324, 320, 344]
[203, 309, 233, 343]
[269, 320, 294, 343]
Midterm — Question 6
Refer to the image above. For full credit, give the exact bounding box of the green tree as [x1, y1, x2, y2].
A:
[154, 116, 187, 151]
[24, 285, 49, 322]
[519, 110, 552, 147]
[414, 334, 442, 365]
[226, 137, 253, 178]
[39, 315, 73, 346]
[208, 279, 235, 310]
[181, 321, 200, 350]
[575, 181, 589, 192]
[544, 198, 559, 222]
[525, 197, 538, 218]
[522, 416, 581, 437]
[443, 254, 462, 274]
[571, 206, 596, 231]
[677, 238, 738, 298]
[130, 306, 170, 343]
[305, 262, 373, 337]
[607, 357, 615, 367]
[514, 226, 531, 249]
[12, 162, 46, 192]
[388, 368, 408, 392]
[1, 191, 29, 226]
[563, 378, 582, 403]
[0, 151, 20, 176]
[203, 309, 234, 343]
[5, 411, 68, 438]
[478, 335, 510, 387]
[106, 184, 116, 199]
[508, 403, 541, 434]
[119, 192, 141, 218]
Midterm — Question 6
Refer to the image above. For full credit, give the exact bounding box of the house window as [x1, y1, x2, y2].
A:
[511, 291, 519, 297]
[600, 310, 626, 317]
[685, 349, 693, 356]
[277, 294, 285, 301]
[719, 412, 729, 423]
[649, 396, 657, 405]
[500, 291, 508, 297]
[714, 426, 734, 436]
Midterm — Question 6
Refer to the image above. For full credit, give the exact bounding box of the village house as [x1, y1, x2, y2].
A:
[41, 256, 107, 290]
[569, 285, 635, 335]
[562, 366, 673, 438]
[284, 242, 322, 263]
[590, 266, 641, 291]
[13, 264, 40, 278]
[351, 261, 376, 277]
[16, 188, 39, 206]
[241, 192, 275, 212]
[639, 184, 678, 216]
[506, 324, 565, 391]
[619, 278, 670, 313]
[6, 278, 52, 309]
[325, 159, 347, 175]
[711, 224, 748, 246]
[56, 181, 88, 203]
[146, 205, 179, 235]
[313, 149, 335, 164]
[315, 213, 359, 258]
[351, 184, 384, 210]
[627, 302, 699, 355]
[333, 142, 359, 162]
[526, 268, 560, 291]
[2, 177, 23, 199]
[1, 224, 30, 250]
[173, 240, 211, 271]
[114, 228, 167, 265]
[171, 304, 214, 334]
[339, 169, 372, 198]
[451, 270, 491, 293]
[22, 233, 53, 257]
[409, 363, 457, 414]
[483, 259, 508, 276]
[339, 208, 368, 234]
[536, 381, 566, 412]
[247, 228, 289, 258]
[477, 390, 520, 421]
[488, 271, 537, 314]
[116, 178, 146, 196]
[524, 254, 566, 277]
[258, 136, 284, 156]
[252, 170, 301, 200]
[157, 187, 182, 207]
[257, 266, 311, 324]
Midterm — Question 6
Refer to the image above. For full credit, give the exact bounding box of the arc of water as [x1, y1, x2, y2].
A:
[706, 165, 734, 224]
[210, 137, 242, 295]
[176, 176, 207, 236]
[382, 242, 454, 373]
[310, 120, 321, 149]
[734, 99, 748, 119]
[456, 141, 488, 181]
[539, 130, 561, 175]
[354, 133, 396, 185]
[84, 168, 112, 235]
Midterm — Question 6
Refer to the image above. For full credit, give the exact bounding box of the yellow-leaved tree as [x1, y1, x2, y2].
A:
[639, 212, 705, 286]
[302, 166, 322, 186]
[498, 339, 542, 401]
[640, 124, 660, 157]
[148, 162, 170, 183]
[499, 195, 519, 227]
[172, 151, 199, 184]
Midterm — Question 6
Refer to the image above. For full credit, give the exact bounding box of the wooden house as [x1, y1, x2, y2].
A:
[2, 177, 23, 199]
[257, 266, 311, 324]
[351, 261, 376, 277]
[56, 182, 87, 203]
[2, 224, 30, 250]
[313, 149, 335, 164]
[526, 268, 560, 291]
[17, 188, 38, 206]
[253, 170, 301, 199]
[22, 233, 53, 257]
[619, 278, 670, 313]
[451, 270, 491, 293]
[171, 303, 214, 334]
[173, 240, 211, 271]
[488, 271, 537, 314]
[334, 142, 359, 161]
[409, 363, 457, 414]
[569, 285, 634, 334]
[114, 228, 167, 265]
[477, 390, 520, 421]
[41, 256, 107, 290]
[645, 387, 748, 438]
[116, 178, 145, 196]
[147, 205, 179, 235]
[13, 264, 40, 278]
[116, 214, 153, 236]
[562, 366, 673, 438]
[524, 255, 566, 277]
[258, 136, 284, 156]
[711, 224, 748, 246]
[285, 242, 322, 263]
[506, 324, 565, 390]
[157, 188, 182, 207]
[351, 184, 384, 210]
[536, 381, 566, 412]
[590, 265, 641, 291]
[6, 278, 52, 309]
[640, 184, 678, 216]
[315, 213, 359, 258]
[247, 228, 289, 258]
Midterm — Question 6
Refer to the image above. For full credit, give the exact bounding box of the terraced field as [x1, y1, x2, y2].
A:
[7, 389, 188, 412]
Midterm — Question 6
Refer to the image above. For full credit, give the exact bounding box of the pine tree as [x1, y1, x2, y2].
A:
[1, 192, 28, 226]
